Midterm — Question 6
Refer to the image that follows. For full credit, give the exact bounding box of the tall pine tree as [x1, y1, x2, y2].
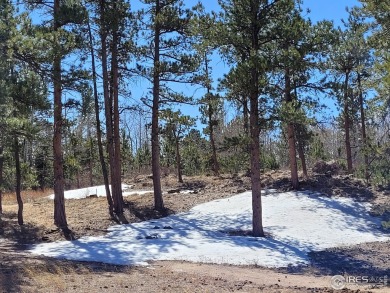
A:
[137, 0, 200, 211]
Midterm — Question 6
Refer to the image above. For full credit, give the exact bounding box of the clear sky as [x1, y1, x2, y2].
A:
[204, 0, 360, 24]
[301, 0, 361, 25]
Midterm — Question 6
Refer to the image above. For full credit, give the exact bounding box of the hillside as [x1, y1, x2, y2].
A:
[0, 172, 389, 292]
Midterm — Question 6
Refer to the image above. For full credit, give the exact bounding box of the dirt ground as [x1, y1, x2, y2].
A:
[0, 171, 389, 293]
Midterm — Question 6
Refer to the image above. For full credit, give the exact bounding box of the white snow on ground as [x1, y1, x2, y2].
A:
[32, 190, 389, 267]
[47, 185, 152, 200]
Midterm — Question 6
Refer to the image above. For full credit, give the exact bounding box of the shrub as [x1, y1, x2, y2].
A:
[312, 160, 342, 175]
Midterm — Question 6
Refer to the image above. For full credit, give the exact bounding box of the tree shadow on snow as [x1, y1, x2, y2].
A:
[298, 191, 389, 236]
[55, 212, 313, 266]
[27, 191, 389, 274]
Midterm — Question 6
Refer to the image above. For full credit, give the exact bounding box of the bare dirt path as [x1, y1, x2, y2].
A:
[0, 251, 387, 293]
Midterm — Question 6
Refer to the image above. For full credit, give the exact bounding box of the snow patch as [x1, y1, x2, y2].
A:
[33, 190, 388, 267]
[47, 184, 152, 200]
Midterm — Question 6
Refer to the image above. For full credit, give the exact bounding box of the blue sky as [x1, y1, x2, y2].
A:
[301, 0, 360, 25]
[204, 0, 360, 25]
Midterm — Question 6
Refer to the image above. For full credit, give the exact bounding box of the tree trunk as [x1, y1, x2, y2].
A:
[250, 90, 264, 237]
[297, 137, 308, 179]
[243, 96, 250, 177]
[152, 0, 164, 211]
[287, 124, 299, 189]
[357, 73, 369, 182]
[110, 5, 126, 222]
[293, 82, 308, 179]
[249, 4, 264, 237]
[53, 0, 68, 231]
[209, 119, 219, 176]
[88, 137, 93, 187]
[343, 70, 353, 173]
[100, 0, 119, 221]
[76, 170, 80, 189]
[285, 70, 299, 189]
[241, 52, 250, 169]
[205, 54, 219, 176]
[14, 136, 23, 225]
[243, 96, 249, 136]
[0, 146, 3, 214]
[87, 128, 93, 187]
[88, 14, 114, 218]
[174, 134, 183, 183]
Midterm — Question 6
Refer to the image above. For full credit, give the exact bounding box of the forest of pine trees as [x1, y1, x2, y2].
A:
[0, 0, 389, 236]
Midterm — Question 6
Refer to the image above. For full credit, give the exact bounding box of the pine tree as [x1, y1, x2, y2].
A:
[218, 0, 297, 237]
[95, 0, 133, 223]
[359, 1, 390, 182]
[161, 109, 195, 183]
[11, 67, 49, 225]
[360, 0, 390, 42]
[328, 13, 371, 175]
[137, 0, 200, 211]
[191, 10, 222, 176]
[0, 0, 13, 215]
[21, 0, 87, 236]
[0, 0, 50, 222]
[269, 7, 335, 188]
[347, 9, 372, 181]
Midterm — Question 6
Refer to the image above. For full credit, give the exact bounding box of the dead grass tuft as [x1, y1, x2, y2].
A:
[22, 262, 81, 291]
[2, 189, 53, 205]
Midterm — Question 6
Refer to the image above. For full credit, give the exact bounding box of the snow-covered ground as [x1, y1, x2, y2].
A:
[47, 184, 153, 200]
[33, 190, 389, 267]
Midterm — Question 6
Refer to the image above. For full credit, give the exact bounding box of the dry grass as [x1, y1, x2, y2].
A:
[2, 189, 53, 205]
[23, 265, 68, 291]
